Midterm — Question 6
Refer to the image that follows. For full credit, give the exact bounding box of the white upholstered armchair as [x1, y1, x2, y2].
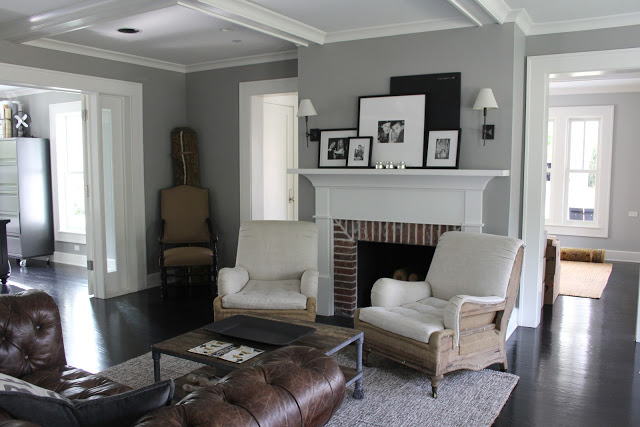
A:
[213, 221, 319, 322]
[354, 231, 524, 398]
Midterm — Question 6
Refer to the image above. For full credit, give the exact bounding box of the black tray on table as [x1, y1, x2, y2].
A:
[202, 315, 316, 346]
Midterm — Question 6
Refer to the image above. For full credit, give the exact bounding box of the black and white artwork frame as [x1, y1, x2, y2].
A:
[425, 129, 460, 169]
[346, 136, 373, 168]
[318, 128, 358, 167]
[358, 94, 427, 167]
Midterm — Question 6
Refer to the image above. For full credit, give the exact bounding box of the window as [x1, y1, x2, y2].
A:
[545, 106, 614, 238]
[49, 101, 86, 244]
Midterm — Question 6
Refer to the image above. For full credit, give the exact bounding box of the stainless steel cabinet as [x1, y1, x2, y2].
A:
[0, 138, 54, 263]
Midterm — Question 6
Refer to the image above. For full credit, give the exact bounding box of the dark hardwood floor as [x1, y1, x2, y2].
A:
[5, 259, 640, 425]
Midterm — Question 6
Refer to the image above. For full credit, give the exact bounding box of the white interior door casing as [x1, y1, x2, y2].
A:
[522, 47, 640, 329]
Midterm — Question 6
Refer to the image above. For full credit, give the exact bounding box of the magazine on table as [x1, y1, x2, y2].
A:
[188, 339, 264, 363]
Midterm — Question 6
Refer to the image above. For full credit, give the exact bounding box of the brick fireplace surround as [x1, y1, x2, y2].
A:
[333, 219, 461, 317]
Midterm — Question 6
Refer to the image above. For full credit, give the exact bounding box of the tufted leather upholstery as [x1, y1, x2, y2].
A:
[0, 290, 131, 400]
[134, 346, 346, 427]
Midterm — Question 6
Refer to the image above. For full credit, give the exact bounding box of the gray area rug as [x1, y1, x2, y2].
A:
[98, 348, 518, 427]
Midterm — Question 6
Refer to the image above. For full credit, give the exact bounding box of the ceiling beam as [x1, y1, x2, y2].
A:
[0, 0, 176, 43]
[179, 0, 326, 46]
[472, 0, 512, 24]
[445, 0, 484, 26]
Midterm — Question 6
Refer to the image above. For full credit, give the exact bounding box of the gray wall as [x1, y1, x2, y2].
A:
[527, 24, 640, 56]
[14, 91, 86, 257]
[185, 60, 298, 267]
[298, 24, 522, 235]
[548, 92, 640, 252]
[0, 41, 187, 274]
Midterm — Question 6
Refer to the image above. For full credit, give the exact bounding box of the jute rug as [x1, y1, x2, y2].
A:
[98, 347, 518, 427]
[559, 260, 613, 299]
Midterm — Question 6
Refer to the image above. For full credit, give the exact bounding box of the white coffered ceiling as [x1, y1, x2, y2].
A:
[0, 0, 639, 72]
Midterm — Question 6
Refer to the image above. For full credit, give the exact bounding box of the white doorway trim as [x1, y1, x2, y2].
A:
[0, 62, 146, 299]
[521, 47, 640, 328]
[239, 77, 298, 223]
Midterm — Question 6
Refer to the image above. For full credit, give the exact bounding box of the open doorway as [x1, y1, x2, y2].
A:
[0, 62, 146, 300]
[239, 77, 298, 223]
[521, 48, 640, 329]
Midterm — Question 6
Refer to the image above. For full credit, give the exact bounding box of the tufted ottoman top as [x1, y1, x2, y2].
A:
[135, 346, 346, 427]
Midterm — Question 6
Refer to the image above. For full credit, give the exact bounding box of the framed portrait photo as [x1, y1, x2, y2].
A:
[425, 130, 460, 168]
[358, 94, 427, 167]
[318, 128, 357, 167]
[346, 137, 373, 168]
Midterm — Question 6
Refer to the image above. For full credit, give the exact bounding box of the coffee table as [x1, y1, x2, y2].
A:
[151, 315, 364, 399]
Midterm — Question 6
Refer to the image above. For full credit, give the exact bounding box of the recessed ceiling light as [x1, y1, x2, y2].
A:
[220, 28, 234, 32]
[118, 28, 141, 34]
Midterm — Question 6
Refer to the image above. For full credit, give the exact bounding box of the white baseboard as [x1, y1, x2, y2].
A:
[146, 272, 161, 289]
[506, 307, 518, 341]
[50, 251, 87, 267]
[605, 250, 640, 263]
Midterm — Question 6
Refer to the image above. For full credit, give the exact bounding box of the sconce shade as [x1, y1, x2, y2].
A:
[473, 88, 499, 110]
[297, 99, 317, 117]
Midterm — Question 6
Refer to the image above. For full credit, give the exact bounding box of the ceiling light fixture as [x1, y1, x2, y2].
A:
[220, 28, 234, 32]
[117, 28, 141, 34]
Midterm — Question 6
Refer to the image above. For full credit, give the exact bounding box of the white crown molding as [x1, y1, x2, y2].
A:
[324, 17, 474, 44]
[178, 0, 325, 46]
[186, 50, 298, 72]
[24, 39, 188, 73]
[473, 0, 511, 24]
[527, 11, 640, 36]
[506, 9, 534, 35]
[445, 0, 486, 26]
[549, 78, 640, 95]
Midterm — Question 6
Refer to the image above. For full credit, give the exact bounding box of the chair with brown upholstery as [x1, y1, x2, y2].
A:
[354, 231, 524, 398]
[159, 185, 218, 299]
[213, 221, 318, 322]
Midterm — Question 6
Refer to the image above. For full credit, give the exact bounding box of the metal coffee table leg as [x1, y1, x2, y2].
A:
[152, 349, 161, 382]
[353, 335, 364, 399]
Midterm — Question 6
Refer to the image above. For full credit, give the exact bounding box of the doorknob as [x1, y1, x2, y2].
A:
[289, 189, 295, 203]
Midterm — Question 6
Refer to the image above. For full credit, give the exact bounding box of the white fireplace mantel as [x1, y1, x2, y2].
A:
[289, 168, 509, 315]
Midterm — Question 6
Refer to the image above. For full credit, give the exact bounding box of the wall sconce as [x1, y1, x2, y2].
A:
[297, 99, 318, 147]
[473, 88, 499, 145]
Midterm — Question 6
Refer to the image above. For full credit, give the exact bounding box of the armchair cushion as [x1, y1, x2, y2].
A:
[162, 247, 213, 267]
[358, 297, 448, 343]
[218, 266, 249, 296]
[235, 221, 318, 281]
[426, 231, 524, 301]
[370, 278, 432, 307]
[221, 280, 307, 310]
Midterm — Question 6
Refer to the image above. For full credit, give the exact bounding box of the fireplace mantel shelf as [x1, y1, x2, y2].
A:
[289, 168, 509, 177]
[289, 168, 509, 191]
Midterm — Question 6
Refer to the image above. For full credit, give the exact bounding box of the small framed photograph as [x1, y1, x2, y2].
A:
[425, 130, 460, 168]
[358, 94, 427, 167]
[346, 137, 373, 168]
[318, 128, 357, 167]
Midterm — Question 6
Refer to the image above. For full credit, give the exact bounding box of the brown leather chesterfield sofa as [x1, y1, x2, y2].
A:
[0, 290, 345, 426]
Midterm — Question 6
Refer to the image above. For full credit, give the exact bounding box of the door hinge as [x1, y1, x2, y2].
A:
[85, 184, 90, 198]
[87, 260, 94, 271]
[81, 109, 88, 122]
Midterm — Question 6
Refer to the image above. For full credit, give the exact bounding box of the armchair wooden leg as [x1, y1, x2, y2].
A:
[500, 360, 508, 372]
[160, 267, 168, 299]
[362, 349, 372, 367]
[430, 375, 444, 399]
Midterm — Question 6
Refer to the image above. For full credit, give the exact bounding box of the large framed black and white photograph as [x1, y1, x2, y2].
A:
[358, 94, 426, 167]
[318, 128, 357, 167]
[425, 130, 460, 168]
[346, 137, 372, 168]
